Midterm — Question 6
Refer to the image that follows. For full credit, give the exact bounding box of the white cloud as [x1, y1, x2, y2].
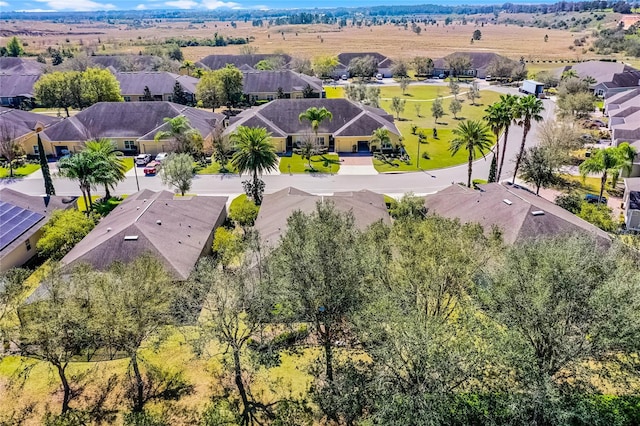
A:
[201, 0, 239, 9]
[165, 0, 197, 8]
[0, 1, 9, 7]
[35, 0, 116, 11]
[16, 8, 57, 11]
[135, 3, 146, 9]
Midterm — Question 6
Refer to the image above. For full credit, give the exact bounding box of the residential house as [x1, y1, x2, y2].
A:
[603, 88, 640, 176]
[623, 178, 640, 231]
[335, 52, 394, 78]
[0, 73, 41, 108]
[432, 51, 516, 79]
[243, 70, 324, 102]
[223, 98, 401, 153]
[197, 54, 292, 71]
[0, 57, 46, 74]
[59, 190, 228, 280]
[0, 188, 77, 272]
[37, 102, 225, 157]
[254, 187, 391, 248]
[0, 107, 60, 158]
[557, 61, 640, 97]
[115, 71, 199, 103]
[88, 55, 172, 71]
[604, 88, 640, 114]
[424, 183, 611, 244]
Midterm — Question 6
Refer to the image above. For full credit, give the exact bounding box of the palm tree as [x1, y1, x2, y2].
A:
[84, 138, 126, 199]
[154, 116, 203, 155]
[512, 95, 544, 184]
[579, 148, 622, 204]
[371, 127, 391, 151]
[230, 126, 278, 205]
[483, 102, 509, 182]
[298, 107, 333, 148]
[496, 94, 518, 181]
[449, 120, 493, 188]
[617, 142, 638, 178]
[58, 151, 101, 211]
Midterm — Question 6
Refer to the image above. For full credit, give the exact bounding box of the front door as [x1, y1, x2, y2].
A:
[55, 146, 69, 157]
[357, 140, 370, 153]
[286, 136, 293, 152]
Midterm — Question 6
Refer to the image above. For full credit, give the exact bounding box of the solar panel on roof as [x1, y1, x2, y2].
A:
[0, 200, 45, 252]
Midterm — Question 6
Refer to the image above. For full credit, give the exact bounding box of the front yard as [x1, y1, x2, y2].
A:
[279, 153, 340, 174]
[0, 164, 40, 178]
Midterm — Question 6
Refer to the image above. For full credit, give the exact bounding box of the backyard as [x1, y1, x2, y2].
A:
[0, 163, 40, 178]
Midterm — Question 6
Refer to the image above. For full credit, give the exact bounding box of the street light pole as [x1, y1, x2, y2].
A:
[133, 161, 140, 192]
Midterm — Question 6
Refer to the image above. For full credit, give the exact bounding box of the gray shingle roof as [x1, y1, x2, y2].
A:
[568, 61, 640, 88]
[116, 72, 199, 96]
[433, 52, 514, 78]
[0, 107, 60, 138]
[60, 190, 228, 280]
[424, 183, 611, 244]
[88, 55, 169, 71]
[0, 58, 45, 74]
[242, 70, 322, 94]
[337, 52, 391, 67]
[197, 54, 292, 71]
[0, 74, 41, 98]
[254, 187, 390, 247]
[225, 98, 399, 138]
[42, 102, 224, 142]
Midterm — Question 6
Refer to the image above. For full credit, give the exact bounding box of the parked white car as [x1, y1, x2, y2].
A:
[155, 152, 168, 162]
[135, 153, 152, 166]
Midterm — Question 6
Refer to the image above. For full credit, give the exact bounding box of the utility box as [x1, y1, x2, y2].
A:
[520, 80, 545, 98]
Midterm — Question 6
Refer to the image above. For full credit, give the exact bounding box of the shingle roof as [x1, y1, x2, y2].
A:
[605, 88, 640, 111]
[116, 72, 199, 96]
[433, 52, 514, 78]
[88, 55, 168, 71]
[42, 102, 224, 142]
[424, 183, 610, 244]
[197, 54, 292, 71]
[337, 52, 391, 67]
[0, 188, 76, 261]
[0, 74, 41, 98]
[254, 187, 390, 247]
[569, 61, 640, 88]
[0, 58, 45, 74]
[242, 70, 322, 94]
[60, 190, 228, 280]
[0, 107, 60, 138]
[225, 98, 399, 138]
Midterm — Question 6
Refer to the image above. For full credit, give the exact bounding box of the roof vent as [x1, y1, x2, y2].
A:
[157, 220, 162, 225]
[531, 210, 545, 216]
[106, 227, 112, 232]
[503, 199, 513, 205]
[124, 235, 139, 241]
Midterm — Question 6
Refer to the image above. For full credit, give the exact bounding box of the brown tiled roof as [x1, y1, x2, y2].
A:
[424, 183, 610, 244]
[60, 190, 228, 280]
[254, 187, 390, 247]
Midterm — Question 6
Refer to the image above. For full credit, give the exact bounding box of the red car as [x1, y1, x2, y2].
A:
[143, 161, 161, 175]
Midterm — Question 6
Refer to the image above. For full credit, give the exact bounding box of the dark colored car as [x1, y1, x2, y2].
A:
[584, 194, 607, 204]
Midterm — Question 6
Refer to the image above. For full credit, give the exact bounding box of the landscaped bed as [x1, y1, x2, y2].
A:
[279, 153, 340, 174]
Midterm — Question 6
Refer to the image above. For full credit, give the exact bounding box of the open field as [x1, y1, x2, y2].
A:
[0, 18, 604, 64]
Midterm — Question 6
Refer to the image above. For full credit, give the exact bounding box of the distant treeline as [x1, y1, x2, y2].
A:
[163, 35, 250, 47]
[2, 1, 636, 22]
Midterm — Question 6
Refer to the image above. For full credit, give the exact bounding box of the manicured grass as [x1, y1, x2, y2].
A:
[379, 84, 448, 100]
[558, 174, 606, 197]
[324, 86, 344, 99]
[279, 153, 340, 174]
[195, 161, 236, 174]
[229, 193, 248, 211]
[77, 195, 128, 213]
[121, 157, 134, 171]
[375, 90, 502, 172]
[0, 164, 40, 178]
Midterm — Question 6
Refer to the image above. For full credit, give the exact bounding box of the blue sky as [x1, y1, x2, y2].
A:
[0, 0, 542, 13]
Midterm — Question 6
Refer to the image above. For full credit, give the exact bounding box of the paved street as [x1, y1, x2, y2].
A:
[1, 89, 554, 199]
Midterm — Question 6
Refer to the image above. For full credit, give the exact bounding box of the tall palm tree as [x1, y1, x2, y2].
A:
[84, 138, 126, 199]
[496, 94, 518, 181]
[154, 116, 203, 155]
[58, 150, 101, 211]
[512, 95, 544, 184]
[579, 147, 623, 204]
[230, 126, 278, 205]
[617, 142, 638, 178]
[298, 107, 333, 148]
[483, 102, 508, 182]
[450, 120, 493, 188]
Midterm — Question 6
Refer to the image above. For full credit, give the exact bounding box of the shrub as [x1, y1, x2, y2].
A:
[36, 209, 96, 260]
[229, 196, 259, 230]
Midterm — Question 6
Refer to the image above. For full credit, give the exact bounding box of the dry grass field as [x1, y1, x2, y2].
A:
[1, 18, 600, 63]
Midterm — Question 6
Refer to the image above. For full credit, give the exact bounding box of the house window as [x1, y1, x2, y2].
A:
[124, 141, 136, 150]
[266, 94, 274, 101]
[33, 145, 39, 155]
[316, 137, 325, 145]
[25, 239, 31, 251]
[123, 96, 131, 102]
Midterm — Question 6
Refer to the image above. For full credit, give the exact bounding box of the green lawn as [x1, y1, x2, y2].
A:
[379, 84, 448, 100]
[195, 161, 236, 175]
[376, 90, 503, 172]
[325, 86, 344, 99]
[279, 153, 340, 174]
[122, 157, 134, 172]
[557, 174, 606, 197]
[229, 193, 248, 211]
[0, 164, 40, 178]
